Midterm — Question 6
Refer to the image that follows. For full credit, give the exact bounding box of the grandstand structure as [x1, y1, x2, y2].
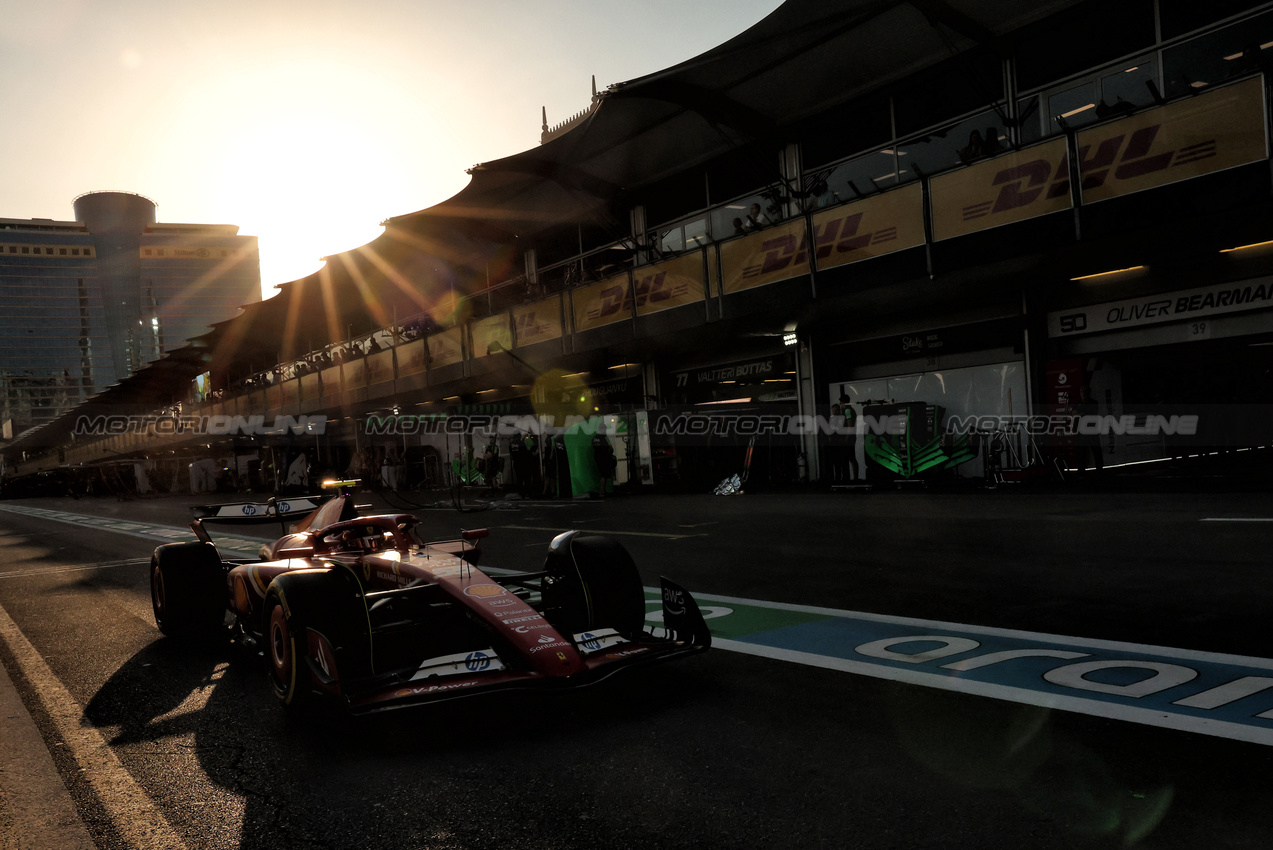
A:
[4, 0, 1272, 493]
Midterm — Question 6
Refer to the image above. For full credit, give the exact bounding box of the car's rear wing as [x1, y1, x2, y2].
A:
[189, 494, 338, 546]
[191, 495, 328, 524]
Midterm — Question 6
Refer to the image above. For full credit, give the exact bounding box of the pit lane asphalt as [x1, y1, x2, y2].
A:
[3, 481, 1273, 849]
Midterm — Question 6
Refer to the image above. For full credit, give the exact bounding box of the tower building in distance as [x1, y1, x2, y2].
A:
[0, 191, 259, 438]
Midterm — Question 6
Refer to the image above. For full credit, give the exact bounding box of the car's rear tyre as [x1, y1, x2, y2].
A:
[151, 542, 227, 642]
[542, 531, 646, 637]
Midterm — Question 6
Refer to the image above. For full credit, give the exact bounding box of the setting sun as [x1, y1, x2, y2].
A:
[2, 1, 782, 302]
[146, 56, 467, 295]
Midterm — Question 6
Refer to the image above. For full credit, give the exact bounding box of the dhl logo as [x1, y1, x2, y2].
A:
[961, 123, 1217, 222]
[428, 341, 459, 360]
[743, 214, 898, 278]
[584, 272, 690, 320]
[515, 312, 551, 336]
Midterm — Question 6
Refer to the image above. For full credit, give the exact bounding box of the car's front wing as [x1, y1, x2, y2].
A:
[343, 635, 706, 713]
[336, 576, 711, 714]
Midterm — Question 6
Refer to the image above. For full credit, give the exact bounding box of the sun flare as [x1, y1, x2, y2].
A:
[148, 55, 464, 298]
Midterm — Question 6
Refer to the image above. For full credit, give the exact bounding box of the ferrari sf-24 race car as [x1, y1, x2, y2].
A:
[149, 491, 710, 714]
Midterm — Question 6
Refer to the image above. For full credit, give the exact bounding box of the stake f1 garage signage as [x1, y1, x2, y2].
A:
[1047, 277, 1273, 338]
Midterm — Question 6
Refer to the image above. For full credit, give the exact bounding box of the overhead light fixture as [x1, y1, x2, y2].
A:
[1070, 265, 1145, 282]
[1224, 41, 1273, 60]
[783, 332, 798, 346]
[1060, 104, 1095, 119]
[1220, 240, 1273, 253]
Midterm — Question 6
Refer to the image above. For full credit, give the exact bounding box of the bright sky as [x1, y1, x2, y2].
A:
[1, 1, 783, 300]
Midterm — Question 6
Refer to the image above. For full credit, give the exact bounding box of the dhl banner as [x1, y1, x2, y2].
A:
[634, 253, 706, 316]
[931, 137, 1072, 241]
[572, 274, 632, 332]
[513, 296, 563, 346]
[397, 339, 427, 375]
[719, 220, 811, 294]
[343, 358, 365, 387]
[810, 182, 925, 270]
[300, 372, 320, 397]
[428, 327, 464, 368]
[366, 349, 393, 384]
[1077, 76, 1267, 205]
[471, 313, 512, 357]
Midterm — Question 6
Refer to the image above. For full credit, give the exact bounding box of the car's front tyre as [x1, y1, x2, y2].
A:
[542, 531, 646, 638]
[263, 588, 315, 713]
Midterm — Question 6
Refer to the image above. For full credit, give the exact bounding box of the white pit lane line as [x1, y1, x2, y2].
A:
[0, 600, 188, 850]
[0, 504, 264, 555]
[0, 558, 150, 580]
[1200, 517, 1273, 522]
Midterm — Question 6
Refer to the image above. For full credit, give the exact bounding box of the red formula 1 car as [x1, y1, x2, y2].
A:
[149, 492, 710, 714]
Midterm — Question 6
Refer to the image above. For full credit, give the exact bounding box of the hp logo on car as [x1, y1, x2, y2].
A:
[464, 651, 491, 672]
[581, 633, 601, 651]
